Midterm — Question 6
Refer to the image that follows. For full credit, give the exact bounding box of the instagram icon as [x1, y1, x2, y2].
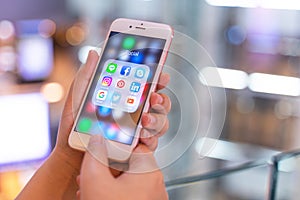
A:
[101, 76, 112, 86]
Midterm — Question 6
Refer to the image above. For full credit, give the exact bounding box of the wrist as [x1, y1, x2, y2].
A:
[52, 145, 84, 172]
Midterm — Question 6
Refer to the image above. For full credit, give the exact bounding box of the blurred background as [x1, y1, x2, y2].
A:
[2, 0, 300, 199]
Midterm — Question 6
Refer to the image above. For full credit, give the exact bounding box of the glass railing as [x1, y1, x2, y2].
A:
[166, 160, 269, 200]
[267, 149, 300, 200]
[165, 146, 300, 200]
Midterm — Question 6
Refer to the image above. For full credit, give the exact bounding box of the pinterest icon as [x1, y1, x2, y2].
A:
[116, 79, 125, 88]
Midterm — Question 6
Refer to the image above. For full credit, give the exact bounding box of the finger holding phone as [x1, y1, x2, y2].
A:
[78, 135, 168, 200]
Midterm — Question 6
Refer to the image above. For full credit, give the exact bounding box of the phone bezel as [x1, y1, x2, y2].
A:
[68, 18, 173, 162]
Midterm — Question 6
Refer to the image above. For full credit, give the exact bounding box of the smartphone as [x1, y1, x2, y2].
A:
[68, 18, 173, 162]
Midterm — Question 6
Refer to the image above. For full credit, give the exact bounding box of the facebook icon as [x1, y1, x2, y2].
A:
[120, 66, 131, 76]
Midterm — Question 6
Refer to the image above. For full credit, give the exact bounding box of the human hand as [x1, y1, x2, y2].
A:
[78, 135, 168, 200]
[54, 50, 171, 170]
[53, 50, 99, 170]
[140, 73, 171, 151]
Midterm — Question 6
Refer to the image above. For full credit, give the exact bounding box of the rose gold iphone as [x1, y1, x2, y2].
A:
[68, 18, 173, 162]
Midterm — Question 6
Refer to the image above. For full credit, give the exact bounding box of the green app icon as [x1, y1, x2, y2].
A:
[78, 118, 92, 132]
[106, 62, 117, 73]
[122, 37, 136, 50]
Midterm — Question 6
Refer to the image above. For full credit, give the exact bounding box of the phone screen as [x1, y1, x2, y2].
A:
[74, 31, 166, 145]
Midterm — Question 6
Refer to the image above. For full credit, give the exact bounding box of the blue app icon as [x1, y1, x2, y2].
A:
[104, 125, 118, 140]
[97, 106, 112, 117]
[134, 68, 146, 79]
[120, 66, 131, 76]
[111, 92, 121, 104]
[130, 82, 141, 92]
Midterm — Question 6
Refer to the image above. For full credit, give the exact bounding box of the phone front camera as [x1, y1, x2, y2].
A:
[129, 25, 132, 28]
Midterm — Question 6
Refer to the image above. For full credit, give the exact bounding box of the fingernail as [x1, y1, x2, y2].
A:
[141, 129, 151, 138]
[156, 94, 163, 104]
[143, 114, 151, 125]
[88, 134, 104, 148]
[151, 104, 165, 112]
[149, 115, 156, 124]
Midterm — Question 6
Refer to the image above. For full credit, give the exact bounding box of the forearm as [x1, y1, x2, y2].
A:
[16, 149, 83, 200]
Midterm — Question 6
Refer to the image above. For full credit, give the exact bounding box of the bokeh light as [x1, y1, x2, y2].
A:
[66, 24, 86, 46]
[38, 19, 56, 38]
[0, 20, 15, 40]
[40, 82, 64, 103]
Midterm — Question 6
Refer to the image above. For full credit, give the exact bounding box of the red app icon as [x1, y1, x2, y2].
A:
[116, 79, 125, 88]
[126, 96, 136, 106]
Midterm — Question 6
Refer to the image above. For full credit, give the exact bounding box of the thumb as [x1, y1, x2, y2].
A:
[80, 135, 113, 195]
[85, 134, 109, 166]
[71, 50, 99, 117]
[127, 144, 159, 173]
